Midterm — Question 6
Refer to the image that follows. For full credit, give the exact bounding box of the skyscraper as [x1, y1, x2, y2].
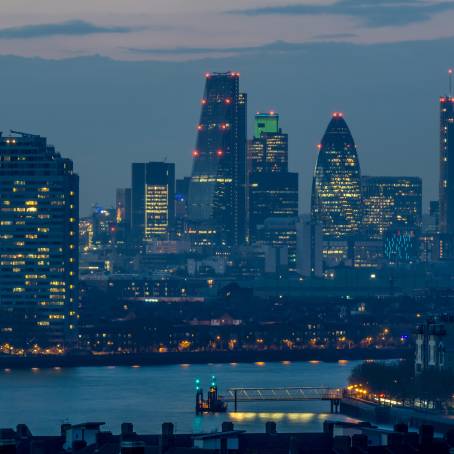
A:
[187, 72, 247, 247]
[311, 113, 362, 240]
[115, 188, 131, 244]
[248, 112, 297, 243]
[0, 131, 78, 350]
[249, 172, 298, 242]
[362, 176, 422, 240]
[131, 162, 175, 242]
[248, 112, 288, 173]
[175, 177, 190, 239]
[439, 72, 454, 235]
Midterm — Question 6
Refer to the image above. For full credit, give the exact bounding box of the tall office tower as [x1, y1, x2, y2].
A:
[311, 112, 362, 240]
[439, 72, 454, 235]
[248, 112, 296, 243]
[131, 162, 175, 242]
[362, 176, 422, 239]
[248, 112, 288, 173]
[115, 188, 131, 244]
[187, 72, 247, 247]
[175, 177, 190, 239]
[249, 172, 298, 242]
[0, 132, 78, 350]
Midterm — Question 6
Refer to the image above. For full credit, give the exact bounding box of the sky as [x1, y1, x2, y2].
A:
[0, 0, 453, 214]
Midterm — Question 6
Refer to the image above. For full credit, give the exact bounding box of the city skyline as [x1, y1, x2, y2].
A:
[3, 1, 454, 444]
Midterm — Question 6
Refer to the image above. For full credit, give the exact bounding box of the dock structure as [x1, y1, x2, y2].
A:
[223, 387, 343, 413]
[195, 376, 228, 414]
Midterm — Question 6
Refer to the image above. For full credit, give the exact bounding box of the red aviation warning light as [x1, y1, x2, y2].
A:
[220, 123, 229, 130]
[205, 72, 211, 78]
[197, 124, 203, 131]
[192, 150, 200, 158]
[216, 149, 224, 157]
[201, 99, 207, 105]
[317, 144, 322, 150]
[225, 98, 232, 105]
[332, 112, 343, 118]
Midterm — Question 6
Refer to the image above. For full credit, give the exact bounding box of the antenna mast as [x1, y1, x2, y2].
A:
[449, 68, 453, 97]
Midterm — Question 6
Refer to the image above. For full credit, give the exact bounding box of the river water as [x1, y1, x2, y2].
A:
[0, 360, 360, 435]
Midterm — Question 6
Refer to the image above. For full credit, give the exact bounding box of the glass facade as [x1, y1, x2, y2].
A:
[311, 113, 362, 240]
[362, 176, 422, 240]
[248, 112, 288, 173]
[254, 112, 279, 137]
[131, 162, 175, 242]
[439, 95, 454, 235]
[249, 172, 298, 243]
[188, 72, 247, 246]
[0, 132, 78, 350]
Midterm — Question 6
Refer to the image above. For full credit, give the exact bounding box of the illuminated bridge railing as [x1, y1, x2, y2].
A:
[223, 387, 343, 403]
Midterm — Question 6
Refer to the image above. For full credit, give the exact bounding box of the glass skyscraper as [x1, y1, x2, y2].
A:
[187, 72, 247, 247]
[248, 112, 297, 243]
[311, 113, 362, 240]
[131, 162, 175, 242]
[439, 92, 454, 235]
[248, 112, 288, 174]
[249, 172, 298, 242]
[362, 176, 422, 240]
[0, 132, 79, 351]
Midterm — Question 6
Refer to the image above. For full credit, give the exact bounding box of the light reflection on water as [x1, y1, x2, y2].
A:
[0, 360, 360, 435]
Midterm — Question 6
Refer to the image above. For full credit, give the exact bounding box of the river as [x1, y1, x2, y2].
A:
[0, 360, 360, 435]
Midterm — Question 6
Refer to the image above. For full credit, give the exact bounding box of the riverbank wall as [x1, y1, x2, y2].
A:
[0, 347, 409, 369]
[341, 397, 454, 433]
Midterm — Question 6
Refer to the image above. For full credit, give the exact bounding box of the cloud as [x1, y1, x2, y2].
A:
[230, 0, 454, 27]
[128, 40, 312, 56]
[0, 20, 142, 39]
[313, 32, 358, 39]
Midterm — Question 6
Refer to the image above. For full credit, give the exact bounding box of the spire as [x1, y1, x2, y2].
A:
[449, 68, 453, 97]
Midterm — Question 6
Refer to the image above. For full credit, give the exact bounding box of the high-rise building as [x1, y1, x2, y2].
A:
[248, 112, 288, 173]
[187, 72, 247, 247]
[91, 205, 115, 246]
[362, 176, 422, 240]
[175, 177, 190, 239]
[248, 112, 297, 244]
[254, 112, 279, 137]
[311, 112, 362, 240]
[131, 162, 175, 242]
[249, 172, 298, 242]
[115, 188, 131, 244]
[439, 84, 454, 235]
[0, 131, 78, 350]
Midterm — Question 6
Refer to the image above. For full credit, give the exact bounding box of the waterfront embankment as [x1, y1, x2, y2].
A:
[341, 397, 454, 432]
[0, 347, 409, 369]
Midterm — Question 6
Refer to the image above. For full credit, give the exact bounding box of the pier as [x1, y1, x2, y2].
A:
[223, 387, 343, 413]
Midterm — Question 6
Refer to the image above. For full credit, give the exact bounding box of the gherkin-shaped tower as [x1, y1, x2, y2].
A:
[311, 113, 362, 240]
